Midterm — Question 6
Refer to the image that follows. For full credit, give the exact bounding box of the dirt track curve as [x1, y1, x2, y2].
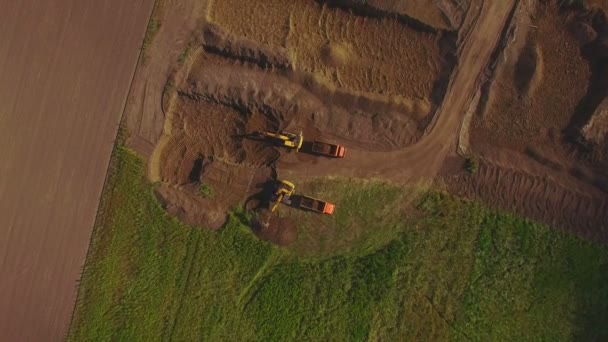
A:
[0, 0, 153, 340]
[278, 0, 517, 182]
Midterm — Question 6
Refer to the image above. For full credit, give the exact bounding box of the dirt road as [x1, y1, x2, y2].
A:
[279, 0, 516, 182]
[0, 0, 152, 340]
[124, 1, 208, 156]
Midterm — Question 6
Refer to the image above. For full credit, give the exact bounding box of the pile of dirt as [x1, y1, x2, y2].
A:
[209, 0, 452, 100]
[156, 87, 281, 186]
[563, 2, 608, 157]
[472, 1, 608, 165]
[251, 209, 297, 246]
[287, 0, 448, 100]
[320, 42, 351, 67]
[203, 23, 290, 69]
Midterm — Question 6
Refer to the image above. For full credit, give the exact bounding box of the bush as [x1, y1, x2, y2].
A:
[465, 155, 479, 174]
[198, 183, 214, 198]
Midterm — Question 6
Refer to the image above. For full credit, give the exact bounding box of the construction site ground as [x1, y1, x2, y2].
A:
[124, 0, 608, 244]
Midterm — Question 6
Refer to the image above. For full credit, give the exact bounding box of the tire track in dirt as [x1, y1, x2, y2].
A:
[445, 160, 608, 242]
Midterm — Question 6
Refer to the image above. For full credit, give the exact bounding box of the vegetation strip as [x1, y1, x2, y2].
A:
[69, 148, 608, 341]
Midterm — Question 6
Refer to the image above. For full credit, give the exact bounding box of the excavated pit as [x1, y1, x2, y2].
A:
[151, 1, 455, 237]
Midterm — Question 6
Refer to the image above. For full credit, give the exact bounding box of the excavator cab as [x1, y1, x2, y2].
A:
[270, 180, 295, 212]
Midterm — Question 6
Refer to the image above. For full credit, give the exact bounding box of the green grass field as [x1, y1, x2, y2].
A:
[68, 147, 608, 341]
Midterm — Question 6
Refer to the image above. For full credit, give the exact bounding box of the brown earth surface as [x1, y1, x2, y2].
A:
[125, 0, 608, 245]
[123, 0, 208, 154]
[141, 0, 510, 234]
[460, 0, 608, 240]
[210, 0, 450, 99]
[0, 0, 153, 340]
[251, 209, 298, 246]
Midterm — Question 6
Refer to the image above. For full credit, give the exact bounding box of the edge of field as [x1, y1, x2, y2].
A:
[65, 0, 161, 336]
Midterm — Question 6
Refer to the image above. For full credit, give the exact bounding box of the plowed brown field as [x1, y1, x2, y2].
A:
[0, 0, 152, 340]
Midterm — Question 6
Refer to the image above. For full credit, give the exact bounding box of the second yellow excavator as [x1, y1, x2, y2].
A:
[270, 180, 295, 212]
[269, 180, 336, 215]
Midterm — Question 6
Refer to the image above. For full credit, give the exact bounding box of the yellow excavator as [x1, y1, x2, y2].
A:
[255, 130, 303, 151]
[270, 180, 295, 212]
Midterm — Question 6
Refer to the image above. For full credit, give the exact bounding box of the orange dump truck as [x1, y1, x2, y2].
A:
[311, 141, 346, 158]
[299, 196, 335, 215]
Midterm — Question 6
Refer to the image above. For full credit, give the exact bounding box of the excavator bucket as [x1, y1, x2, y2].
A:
[293, 131, 303, 151]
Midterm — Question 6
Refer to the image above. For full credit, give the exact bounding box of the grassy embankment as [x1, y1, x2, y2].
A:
[69, 147, 608, 341]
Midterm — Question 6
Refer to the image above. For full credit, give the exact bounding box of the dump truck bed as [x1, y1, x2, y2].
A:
[312, 142, 337, 154]
[299, 196, 335, 214]
[311, 141, 345, 158]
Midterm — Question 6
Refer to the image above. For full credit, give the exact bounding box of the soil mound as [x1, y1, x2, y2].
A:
[472, 2, 591, 149]
[320, 42, 351, 67]
[156, 89, 281, 186]
[203, 23, 290, 69]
